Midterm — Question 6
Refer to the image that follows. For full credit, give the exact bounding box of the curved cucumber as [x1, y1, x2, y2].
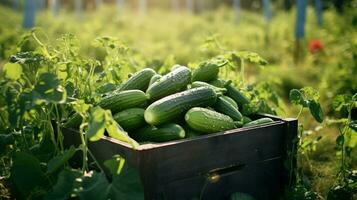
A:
[148, 74, 162, 87]
[214, 97, 243, 121]
[133, 123, 185, 142]
[98, 90, 147, 114]
[119, 68, 156, 91]
[192, 58, 228, 82]
[146, 66, 191, 101]
[221, 96, 238, 109]
[210, 79, 250, 107]
[191, 81, 227, 93]
[185, 107, 237, 133]
[113, 108, 146, 131]
[243, 117, 274, 127]
[145, 87, 217, 126]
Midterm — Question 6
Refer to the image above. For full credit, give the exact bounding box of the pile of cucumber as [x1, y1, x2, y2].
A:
[66, 60, 274, 143]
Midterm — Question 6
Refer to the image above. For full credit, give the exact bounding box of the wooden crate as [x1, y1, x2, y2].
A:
[63, 114, 297, 200]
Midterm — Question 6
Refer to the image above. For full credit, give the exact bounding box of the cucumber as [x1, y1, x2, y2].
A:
[185, 107, 240, 133]
[145, 87, 217, 125]
[191, 81, 227, 93]
[148, 74, 162, 87]
[146, 66, 191, 101]
[210, 79, 250, 107]
[119, 68, 156, 91]
[221, 96, 238, 109]
[132, 123, 185, 142]
[242, 116, 252, 124]
[98, 90, 147, 114]
[192, 58, 227, 82]
[243, 117, 274, 127]
[113, 108, 146, 131]
[64, 113, 82, 128]
[171, 64, 184, 71]
[214, 97, 243, 121]
[226, 84, 250, 107]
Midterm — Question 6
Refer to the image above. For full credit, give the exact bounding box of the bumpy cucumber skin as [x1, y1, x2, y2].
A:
[191, 81, 227, 93]
[185, 107, 236, 133]
[148, 74, 162, 87]
[209, 79, 250, 107]
[145, 87, 217, 126]
[221, 96, 238, 109]
[242, 116, 252, 124]
[98, 90, 147, 114]
[226, 84, 250, 107]
[132, 123, 185, 142]
[192, 62, 221, 82]
[214, 97, 243, 121]
[119, 68, 156, 92]
[146, 66, 191, 101]
[243, 117, 274, 127]
[113, 108, 146, 131]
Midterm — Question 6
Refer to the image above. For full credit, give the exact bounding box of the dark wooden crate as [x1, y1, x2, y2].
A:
[63, 114, 297, 200]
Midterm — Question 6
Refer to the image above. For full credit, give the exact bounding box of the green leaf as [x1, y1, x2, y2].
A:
[332, 94, 352, 111]
[3, 63, 23, 80]
[234, 51, 268, 66]
[308, 101, 324, 123]
[45, 168, 82, 200]
[349, 120, 357, 132]
[47, 146, 77, 174]
[289, 89, 304, 106]
[10, 152, 47, 199]
[336, 135, 344, 149]
[76, 171, 110, 200]
[104, 155, 125, 176]
[104, 110, 139, 148]
[87, 107, 106, 142]
[32, 73, 67, 104]
[108, 162, 144, 200]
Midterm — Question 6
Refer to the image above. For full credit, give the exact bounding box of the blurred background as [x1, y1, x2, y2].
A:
[0, 0, 356, 198]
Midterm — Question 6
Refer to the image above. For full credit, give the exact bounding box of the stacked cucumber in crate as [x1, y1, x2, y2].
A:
[65, 57, 274, 143]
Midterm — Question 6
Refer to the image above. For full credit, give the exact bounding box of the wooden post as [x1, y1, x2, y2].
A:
[262, 0, 272, 23]
[36, 0, 45, 10]
[171, 0, 179, 11]
[233, 0, 240, 23]
[139, 0, 147, 16]
[75, 0, 83, 17]
[13, 0, 19, 10]
[314, 0, 323, 26]
[52, 0, 60, 16]
[294, 0, 307, 64]
[117, 0, 124, 14]
[23, 0, 36, 28]
[186, 0, 193, 14]
[95, 0, 103, 9]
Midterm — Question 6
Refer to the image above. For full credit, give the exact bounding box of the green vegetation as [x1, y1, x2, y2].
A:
[0, 2, 356, 200]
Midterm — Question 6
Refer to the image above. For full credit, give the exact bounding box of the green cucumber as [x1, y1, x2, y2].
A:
[221, 96, 238, 109]
[113, 108, 146, 131]
[210, 79, 250, 107]
[242, 116, 252, 124]
[192, 58, 228, 82]
[145, 87, 217, 125]
[132, 123, 185, 142]
[243, 117, 274, 127]
[148, 74, 162, 87]
[191, 81, 227, 93]
[214, 97, 243, 121]
[146, 66, 191, 101]
[98, 90, 147, 114]
[119, 68, 156, 91]
[185, 107, 239, 133]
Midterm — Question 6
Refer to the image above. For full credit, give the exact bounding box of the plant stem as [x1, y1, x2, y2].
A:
[79, 122, 88, 171]
[240, 59, 245, 86]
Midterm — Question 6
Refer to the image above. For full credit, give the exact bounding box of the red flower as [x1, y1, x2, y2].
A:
[308, 39, 324, 53]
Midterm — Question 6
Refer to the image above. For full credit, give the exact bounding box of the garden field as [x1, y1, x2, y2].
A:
[0, 1, 356, 199]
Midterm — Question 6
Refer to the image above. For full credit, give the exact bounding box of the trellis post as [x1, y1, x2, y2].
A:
[23, 0, 36, 28]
